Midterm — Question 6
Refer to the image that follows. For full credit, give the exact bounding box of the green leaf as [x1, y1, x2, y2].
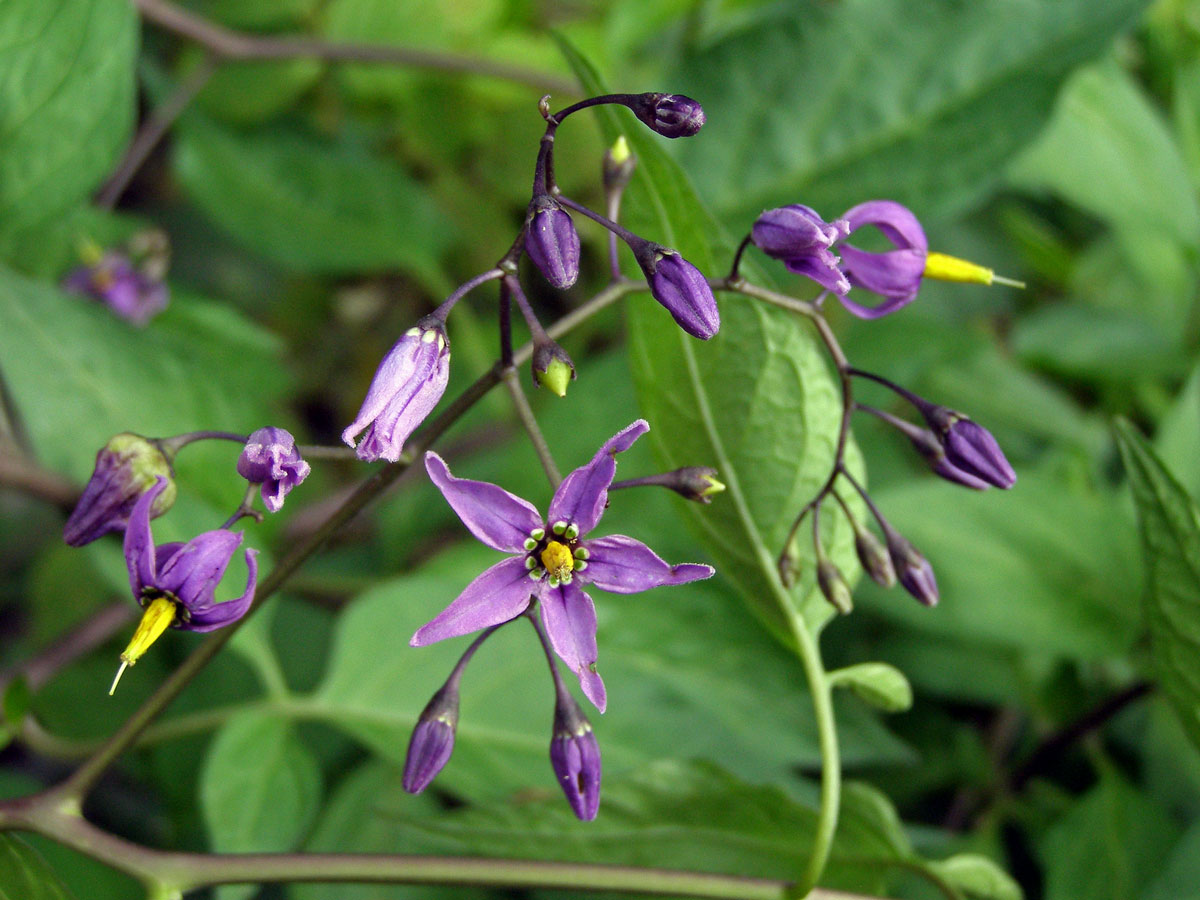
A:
[311, 548, 911, 803]
[1144, 820, 1200, 900]
[1114, 420, 1200, 754]
[1039, 772, 1178, 900]
[0, 834, 77, 900]
[0, 0, 137, 236]
[200, 710, 322, 900]
[673, 0, 1147, 224]
[928, 853, 1023, 900]
[558, 37, 864, 642]
[174, 112, 451, 286]
[829, 662, 913, 713]
[1156, 359, 1200, 504]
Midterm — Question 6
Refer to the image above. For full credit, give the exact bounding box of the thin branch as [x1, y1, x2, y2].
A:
[133, 0, 575, 94]
[502, 368, 561, 487]
[0, 447, 80, 510]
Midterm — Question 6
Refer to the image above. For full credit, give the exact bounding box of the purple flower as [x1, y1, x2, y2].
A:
[636, 247, 720, 340]
[411, 420, 714, 712]
[110, 478, 258, 693]
[64, 433, 176, 547]
[403, 683, 459, 794]
[342, 317, 450, 463]
[836, 200, 929, 319]
[631, 93, 706, 138]
[526, 199, 581, 289]
[237, 427, 311, 513]
[751, 205, 851, 296]
[940, 418, 1017, 489]
[63, 253, 168, 326]
[550, 691, 601, 820]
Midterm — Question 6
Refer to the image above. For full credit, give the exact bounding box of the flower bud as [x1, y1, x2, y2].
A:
[525, 197, 581, 289]
[403, 684, 460, 794]
[550, 692, 601, 821]
[906, 425, 992, 490]
[886, 531, 938, 606]
[63, 433, 175, 547]
[854, 527, 896, 588]
[817, 559, 854, 614]
[237, 427, 311, 513]
[630, 93, 705, 138]
[668, 467, 725, 503]
[342, 316, 451, 463]
[941, 417, 1016, 490]
[531, 340, 576, 398]
[603, 136, 636, 191]
[636, 245, 719, 340]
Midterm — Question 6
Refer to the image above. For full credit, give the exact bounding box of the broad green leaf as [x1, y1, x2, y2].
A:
[859, 469, 1141, 659]
[195, 56, 324, 124]
[829, 662, 913, 713]
[0, 0, 137, 236]
[559, 38, 864, 642]
[0, 834, 77, 900]
[311, 548, 911, 803]
[1114, 420, 1200, 754]
[0, 268, 287, 486]
[201, 710, 322, 900]
[929, 854, 1022, 900]
[174, 112, 451, 286]
[1144, 820, 1200, 900]
[673, 0, 1147, 224]
[1040, 772, 1178, 900]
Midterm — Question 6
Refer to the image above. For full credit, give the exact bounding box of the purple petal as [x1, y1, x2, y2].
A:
[158, 529, 243, 612]
[547, 420, 648, 536]
[424, 452, 544, 553]
[410, 556, 535, 646]
[842, 200, 928, 252]
[123, 477, 168, 596]
[784, 250, 851, 296]
[583, 534, 714, 593]
[540, 582, 606, 712]
[836, 246, 926, 318]
[185, 548, 258, 631]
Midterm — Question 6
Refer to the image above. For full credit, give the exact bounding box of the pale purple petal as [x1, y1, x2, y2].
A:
[410, 557, 535, 646]
[839, 246, 925, 300]
[186, 549, 258, 631]
[540, 582, 606, 712]
[157, 530, 243, 611]
[547, 420, 648, 536]
[424, 452, 544, 553]
[583, 534, 714, 593]
[784, 250, 851, 296]
[123, 477, 167, 596]
[842, 200, 928, 253]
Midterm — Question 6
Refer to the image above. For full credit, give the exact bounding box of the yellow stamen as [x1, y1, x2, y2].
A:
[109, 596, 176, 695]
[540, 541, 575, 581]
[923, 252, 1025, 288]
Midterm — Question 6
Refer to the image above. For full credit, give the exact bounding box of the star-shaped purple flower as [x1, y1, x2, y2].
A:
[411, 420, 714, 712]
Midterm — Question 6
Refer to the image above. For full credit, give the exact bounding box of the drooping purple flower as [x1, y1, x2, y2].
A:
[630, 93, 706, 138]
[526, 198, 581, 289]
[835, 200, 929, 319]
[403, 683, 459, 794]
[342, 316, 450, 463]
[110, 477, 258, 693]
[635, 246, 720, 340]
[63, 433, 176, 547]
[751, 205, 851, 296]
[63, 253, 168, 326]
[237, 427, 311, 513]
[550, 689, 601, 820]
[411, 420, 714, 712]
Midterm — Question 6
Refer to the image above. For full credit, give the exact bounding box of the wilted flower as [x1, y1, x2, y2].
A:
[63, 250, 168, 326]
[63, 433, 175, 547]
[342, 316, 450, 463]
[237, 427, 311, 512]
[411, 420, 714, 712]
[634, 245, 720, 340]
[630, 93, 706, 138]
[550, 689, 601, 820]
[110, 478, 257, 694]
[526, 197, 581, 289]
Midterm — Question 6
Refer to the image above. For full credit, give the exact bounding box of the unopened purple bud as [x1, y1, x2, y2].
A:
[637, 247, 719, 340]
[941, 418, 1016, 489]
[237, 427, 311, 513]
[854, 528, 896, 588]
[403, 685, 459, 794]
[751, 205, 849, 259]
[886, 532, 938, 606]
[631, 93, 705, 138]
[906, 426, 993, 490]
[526, 198, 580, 289]
[342, 317, 451, 463]
[63, 434, 175, 546]
[550, 693, 601, 821]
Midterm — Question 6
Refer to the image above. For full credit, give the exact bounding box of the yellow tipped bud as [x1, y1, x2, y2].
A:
[610, 136, 632, 165]
[110, 596, 176, 695]
[535, 357, 574, 398]
[699, 474, 725, 498]
[923, 252, 1025, 289]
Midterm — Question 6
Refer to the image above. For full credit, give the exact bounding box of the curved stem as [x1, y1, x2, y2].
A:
[502, 368, 561, 488]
